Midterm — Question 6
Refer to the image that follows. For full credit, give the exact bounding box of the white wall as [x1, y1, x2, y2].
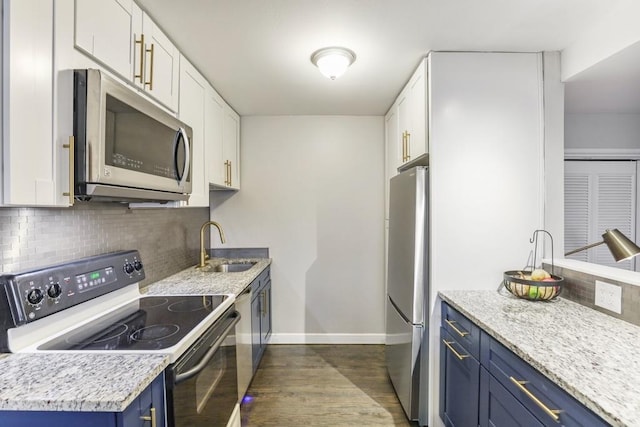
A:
[427, 52, 547, 427]
[210, 115, 385, 343]
[565, 113, 640, 149]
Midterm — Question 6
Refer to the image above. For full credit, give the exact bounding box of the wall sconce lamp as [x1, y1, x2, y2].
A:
[310, 47, 356, 80]
[564, 228, 640, 262]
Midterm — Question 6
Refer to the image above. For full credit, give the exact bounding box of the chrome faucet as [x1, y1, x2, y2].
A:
[196, 220, 226, 269]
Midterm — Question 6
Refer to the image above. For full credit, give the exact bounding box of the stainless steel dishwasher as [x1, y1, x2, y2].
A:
[235, 287, 253, 400]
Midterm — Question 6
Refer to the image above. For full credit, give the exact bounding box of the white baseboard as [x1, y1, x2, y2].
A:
[269, 333, 385, 345]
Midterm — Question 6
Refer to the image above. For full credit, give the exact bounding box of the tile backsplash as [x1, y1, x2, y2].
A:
[0, 202, 209, 286]
[545, 262, 640, 327]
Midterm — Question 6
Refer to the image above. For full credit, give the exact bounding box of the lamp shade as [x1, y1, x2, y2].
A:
[311, 47, 356, 80]
[565, 228, 640, 262]
[602, 228, 640, 261]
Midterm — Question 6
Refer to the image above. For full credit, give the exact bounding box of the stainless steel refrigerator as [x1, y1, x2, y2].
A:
[385, 166, 429, 426]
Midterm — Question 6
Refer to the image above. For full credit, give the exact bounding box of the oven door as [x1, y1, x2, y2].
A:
[166, 308, 240, 427]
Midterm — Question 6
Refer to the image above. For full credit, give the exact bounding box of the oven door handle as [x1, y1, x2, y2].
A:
[175, 311, 240, 385]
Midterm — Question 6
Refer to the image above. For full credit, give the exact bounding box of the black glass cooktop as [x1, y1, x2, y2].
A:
[38, 295, 227, 351]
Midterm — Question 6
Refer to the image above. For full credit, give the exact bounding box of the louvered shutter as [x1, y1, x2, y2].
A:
[565, 161, 637, 270]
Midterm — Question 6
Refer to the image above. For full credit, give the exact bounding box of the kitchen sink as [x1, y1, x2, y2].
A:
[211, 262, 256, 273]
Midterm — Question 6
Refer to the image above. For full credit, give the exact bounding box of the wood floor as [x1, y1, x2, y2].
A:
[241, 345, 418, 426]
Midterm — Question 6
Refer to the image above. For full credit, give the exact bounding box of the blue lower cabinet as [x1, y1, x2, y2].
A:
[480, 367, 543, 427]
[439, 327, 480, 427]
[441, 302, 608, 427]
[481, 332, 608, 427]
[118, 374, 166, 427]
[0, 374, 165, 427]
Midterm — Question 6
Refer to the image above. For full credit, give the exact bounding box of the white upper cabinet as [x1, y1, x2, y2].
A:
[178, 56, 209, 207]
[207, 88, 240, 191]
[386, 58, 428, 171]
[206, 87, 225, 188]
[74, 0, 179, 111]
[384, 105, 399, 218]
[223, 108, 240, 190]
[74, 0, 134, 81]
[132, 5, 180, 111]
[1, 0, 69, 206]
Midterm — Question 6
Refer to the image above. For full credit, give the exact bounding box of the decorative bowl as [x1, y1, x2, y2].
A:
[503, 270, 564, 301]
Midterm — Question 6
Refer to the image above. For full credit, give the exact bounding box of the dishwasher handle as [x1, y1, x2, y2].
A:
[175, 311, 240, 385]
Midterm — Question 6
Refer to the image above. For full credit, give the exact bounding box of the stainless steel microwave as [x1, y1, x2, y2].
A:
[73, 69, 192, 202]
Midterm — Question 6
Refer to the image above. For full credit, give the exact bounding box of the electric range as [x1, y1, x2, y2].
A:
[0, 250, 235, 363]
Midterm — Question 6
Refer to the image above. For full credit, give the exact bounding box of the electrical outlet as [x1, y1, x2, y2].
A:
[594, 280, 622, 314]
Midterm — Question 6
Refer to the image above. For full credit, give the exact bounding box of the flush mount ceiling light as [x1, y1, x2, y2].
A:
[310, 47, 356, 80]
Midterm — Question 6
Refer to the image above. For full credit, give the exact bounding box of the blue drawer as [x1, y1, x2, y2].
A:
[480, 332, 608, 427]
[442, 303, 480, 360]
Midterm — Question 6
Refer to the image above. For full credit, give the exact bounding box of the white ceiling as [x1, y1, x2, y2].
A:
[136, 0, 635, 116]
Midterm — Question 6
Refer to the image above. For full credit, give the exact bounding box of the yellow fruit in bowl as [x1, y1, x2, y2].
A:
[531, 268, 551, 281]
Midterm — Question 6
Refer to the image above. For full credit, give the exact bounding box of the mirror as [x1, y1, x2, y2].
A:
[564, 40, 640, 271]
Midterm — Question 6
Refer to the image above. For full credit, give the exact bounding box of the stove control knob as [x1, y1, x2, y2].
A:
[124, 262, 135, 275]
[27, 288, 44, 305]
[47, 283, 62, 299]
[133, 260, 143, 272]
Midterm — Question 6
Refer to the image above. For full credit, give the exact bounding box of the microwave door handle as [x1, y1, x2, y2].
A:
[174, 312, 240, 385]
[174, 127, 190, 188]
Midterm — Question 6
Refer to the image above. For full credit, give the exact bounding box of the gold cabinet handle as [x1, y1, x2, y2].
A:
[509, 376, 561, 422]
[62, 136, 75, 205]
[405, 131, 411, 161]
[223, 160, 229, 185]
[442, 339, 469, 360]
[228, 161, 232, 187]
[445, 319, 469, 337]
[401, 131, 407, 162]
[145, 43, 155, 90]
[134, 34, 145, 83]
[140, 407, 157, 427]
[260, 290, 266, 316]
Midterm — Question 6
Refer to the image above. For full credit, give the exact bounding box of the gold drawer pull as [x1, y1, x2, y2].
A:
[140, 407, 157, 427]
[442, 339, 469, 361]
[445, 319, 469, 337]
[509, 376, 561, 422]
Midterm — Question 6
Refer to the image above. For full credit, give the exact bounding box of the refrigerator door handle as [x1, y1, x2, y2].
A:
[388, 295, 423, 328]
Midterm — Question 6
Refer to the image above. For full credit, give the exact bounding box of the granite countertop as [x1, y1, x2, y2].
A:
[143, 257, 271, 296]
[0, 257, 270, 413]
[439, 290, 640, 427]
[0, 354, 169, 412]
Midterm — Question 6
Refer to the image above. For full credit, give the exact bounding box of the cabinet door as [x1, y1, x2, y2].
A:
[206, 88, 226, 187]
[2, 0, 68, 206]
[179, 56, 209, 207]
[407, 62, 427, 160]
[75, 0, 134, 80]
[223, 107, 240, 189]
[397, 88, 411, 165]
[251, 292, 262, 373]
[439, 327, 479, 427]
[479, 368, 543, 427]
[260, 280, 272, 345]
[385, 105, 400, 215]
[118, 374, 166, 427]
[139, 11, 179, 111]
[395, 58, 427, 165]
